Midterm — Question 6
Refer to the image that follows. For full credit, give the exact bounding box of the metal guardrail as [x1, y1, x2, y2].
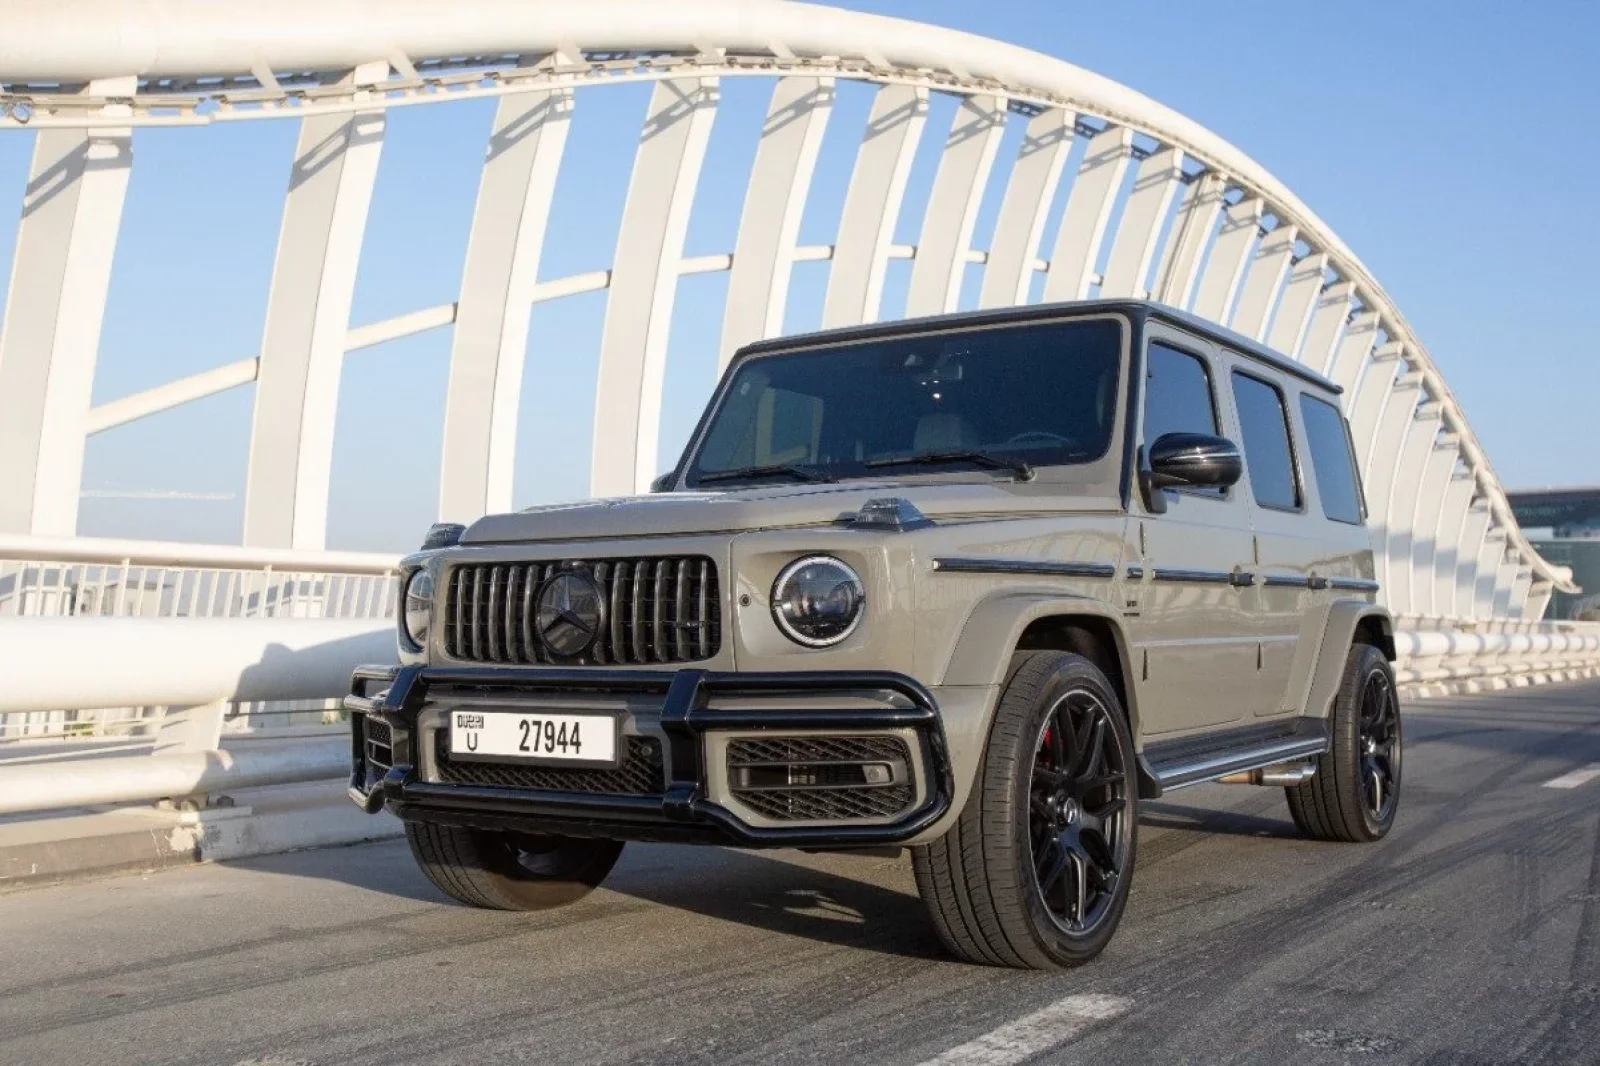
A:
[0, 534, 399, 743]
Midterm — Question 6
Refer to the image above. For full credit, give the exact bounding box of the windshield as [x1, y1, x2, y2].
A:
[684, 316, 1124, 488]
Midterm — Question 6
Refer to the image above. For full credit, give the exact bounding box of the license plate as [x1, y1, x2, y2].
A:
[448, 710, 618, 767]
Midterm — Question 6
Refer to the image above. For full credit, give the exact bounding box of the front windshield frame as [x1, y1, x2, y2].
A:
[676, 312, 1131, 491]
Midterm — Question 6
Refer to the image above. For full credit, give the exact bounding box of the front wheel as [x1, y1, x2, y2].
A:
[1286, 643, 1402, 842]
[406, 822, 624, 910]
[913, 650, 1137, 969]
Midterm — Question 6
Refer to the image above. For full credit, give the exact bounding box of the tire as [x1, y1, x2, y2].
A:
[913, 650, 1137, 969]
[1286, 642, 1402, 843]
[406, 822, 624, 910]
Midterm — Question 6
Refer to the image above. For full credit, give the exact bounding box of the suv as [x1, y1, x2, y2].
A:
[346, 299, 1401, 969]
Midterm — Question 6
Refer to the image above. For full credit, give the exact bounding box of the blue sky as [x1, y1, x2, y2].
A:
[1, 0, 1594, 552]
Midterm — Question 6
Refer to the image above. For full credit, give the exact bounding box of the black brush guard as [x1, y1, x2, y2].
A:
[344, 664, 952, 847]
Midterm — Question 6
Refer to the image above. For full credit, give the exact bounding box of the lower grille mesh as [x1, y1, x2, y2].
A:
[727, 736, 915, 823]
[434, 734, 664, 796]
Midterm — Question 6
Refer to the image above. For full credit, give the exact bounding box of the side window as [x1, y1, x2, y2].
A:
[1230, 371, 1301, 511]
[1143, 342, 1222, 497]
[1299, 393, 1365, 524]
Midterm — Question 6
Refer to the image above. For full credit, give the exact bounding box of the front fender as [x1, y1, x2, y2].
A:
[911, 590, 1138, 844]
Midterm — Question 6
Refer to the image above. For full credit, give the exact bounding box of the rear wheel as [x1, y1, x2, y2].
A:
[406, 822, 623, 910]
[1287, 643, 1401, 842]
[913, 651, 1136, 968]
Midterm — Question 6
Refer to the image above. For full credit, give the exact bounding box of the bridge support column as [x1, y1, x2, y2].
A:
[1190, 197, 1263, 323]
[720, 76, 833, 363]
[1098, 146, 1183, 299]
[1152, 172, 1225, 309]
[243, 63, 388, 548]
[978, 108, 1074, 309]
[1431, 469, 1476, 617]
[1230, 224, 1297, 341]
[1363, 374, 1423, 609]
[822, 83, 928, 328]
[1042, 126, 1133, 302]
[1382, 404, 1441, 611]
[590, 77, 718, 496]
[0, 77, 135, 536]
[438, 84, 573, 521]
[905, 94, 1006, 317]
[1295, 281, 1355, 375]
[1408, 432, 1460, 615]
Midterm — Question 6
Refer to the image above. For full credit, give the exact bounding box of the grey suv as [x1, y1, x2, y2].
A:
[347, 299, 1401, 969]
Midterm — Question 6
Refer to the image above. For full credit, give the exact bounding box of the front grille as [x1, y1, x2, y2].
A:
[434, 733, 665, 796]
[727, 736, 916, 823]
[443, 557, 720, 665]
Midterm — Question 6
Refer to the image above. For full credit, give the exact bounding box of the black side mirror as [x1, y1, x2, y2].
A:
[1140, 432, 1242, 512]
[650, 471, 677, 493]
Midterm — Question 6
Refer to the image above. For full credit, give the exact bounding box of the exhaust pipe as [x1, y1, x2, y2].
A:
[1218, 760, 1317, 787]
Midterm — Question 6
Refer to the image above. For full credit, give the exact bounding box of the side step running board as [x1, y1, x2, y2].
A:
[1138, 722, 1329, 797]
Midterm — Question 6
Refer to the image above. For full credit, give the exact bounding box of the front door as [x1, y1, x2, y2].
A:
[1127, 328, 1258, 737]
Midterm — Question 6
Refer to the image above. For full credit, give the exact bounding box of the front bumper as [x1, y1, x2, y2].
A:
[344, 664, 952, 848]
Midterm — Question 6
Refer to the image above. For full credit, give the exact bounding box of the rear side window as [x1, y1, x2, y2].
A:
[1299, 393, 1365, 524]
[1231, 371, 1301, 511]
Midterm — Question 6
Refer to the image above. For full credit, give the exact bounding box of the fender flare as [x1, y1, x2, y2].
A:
[1300, 600, 1395, 721]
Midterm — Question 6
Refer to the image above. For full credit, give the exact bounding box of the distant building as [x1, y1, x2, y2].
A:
[1507, 487, 1600, 621]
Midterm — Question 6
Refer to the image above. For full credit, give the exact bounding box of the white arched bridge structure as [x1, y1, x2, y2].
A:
[0, 0, 1596, 819]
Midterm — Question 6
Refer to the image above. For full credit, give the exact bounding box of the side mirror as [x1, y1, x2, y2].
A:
[1140, 432, 1242, 512]
[650, 471, 677, 493]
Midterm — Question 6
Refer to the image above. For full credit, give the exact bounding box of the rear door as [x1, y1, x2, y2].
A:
[1225, 362, 1310, 718]
[1127, 324, 1258, 736]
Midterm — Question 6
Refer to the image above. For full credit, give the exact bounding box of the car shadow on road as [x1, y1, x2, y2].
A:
[1138, 802, 1302, 840]
[602, 845, 950, 961]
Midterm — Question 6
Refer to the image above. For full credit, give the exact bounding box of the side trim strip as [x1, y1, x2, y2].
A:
[1261, 574, 1308, 588]
[1151, 567, 1236, 585]
[932, 557, 1117, 579]
[1329, 577, 1381, 592]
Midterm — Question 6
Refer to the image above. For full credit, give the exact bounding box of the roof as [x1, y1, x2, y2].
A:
[735, 299, 1343, 395]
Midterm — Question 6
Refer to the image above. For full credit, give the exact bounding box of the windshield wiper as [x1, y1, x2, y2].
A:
[697, 463, 836, 485]
[865, 449, 1034, 481]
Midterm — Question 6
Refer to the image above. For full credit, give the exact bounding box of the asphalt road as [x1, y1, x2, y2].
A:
[4, 679, 1599, 1066]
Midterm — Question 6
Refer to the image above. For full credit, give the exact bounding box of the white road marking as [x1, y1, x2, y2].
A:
[913, 993, 1132, 1066]
[1544, 764, 1600, 790]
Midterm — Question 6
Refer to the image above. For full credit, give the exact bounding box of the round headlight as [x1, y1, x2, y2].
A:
[402, 569, 434, 649]
[771, 556, 865, 648]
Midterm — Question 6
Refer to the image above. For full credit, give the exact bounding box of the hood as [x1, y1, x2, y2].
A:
[461, 480, 1119, 545]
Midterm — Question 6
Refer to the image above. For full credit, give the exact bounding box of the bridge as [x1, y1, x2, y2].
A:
[1, 0, 1598, 982]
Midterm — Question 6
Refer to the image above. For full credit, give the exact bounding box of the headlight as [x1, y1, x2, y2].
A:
[771, 556, 865, 648]
[401, 569, 434, 649]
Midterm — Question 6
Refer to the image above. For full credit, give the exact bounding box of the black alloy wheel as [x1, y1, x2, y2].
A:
[1029, 688, 1130, 935]
[1286, 642, 1402, 843]
[913, 650, 1138, 968]
[1358, 669, 1401, 823]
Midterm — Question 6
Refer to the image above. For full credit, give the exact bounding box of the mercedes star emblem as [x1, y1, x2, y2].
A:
[534, 570, 604, 658]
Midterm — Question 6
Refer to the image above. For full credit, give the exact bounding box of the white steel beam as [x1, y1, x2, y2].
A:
[1098, 145, 1183, 299]
[1152, 172, 1225, 308]
[720, 77, 833, 362]
[1362, 373, 1422, 609]
[1041, 125, 1133, 302]
[1346, 343, 1403, 468]
[1295, 280, 1355, 375]
[1506, 566, 1533, 620]
[1381, 404, 1441, 612]
[242, 62, 388, 549]
[1430, 470, 1475, 618]
[1327, 309, 1379, 396]
[821, 83, 928, 328]
[1407, 433, 1459, 616]
[0, 76, 135, 536]
[905, 94, 1006, 317]
[1264, 251, 1326, 357]
[978, 108, 1074, 309]
[1455, 501, 1493, 619]
[589, 77, 718, 496]
[437, 87, 573, 522]
[1473, 528, 1508, 620]
[1525, 582, 1554, 623]
[1229, 224, 1297, 341]
[1189, 197, 1263, 323]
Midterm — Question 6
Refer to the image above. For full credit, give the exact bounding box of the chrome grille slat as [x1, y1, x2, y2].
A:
[446, 556, 718, 666]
